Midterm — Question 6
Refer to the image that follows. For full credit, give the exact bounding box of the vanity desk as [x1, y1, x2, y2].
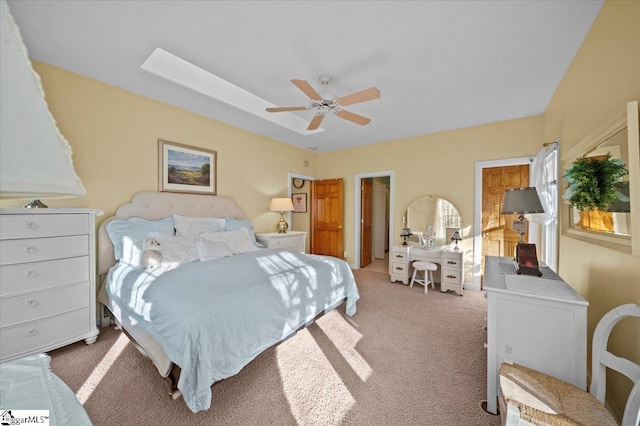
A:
[389, 244, 464, 295]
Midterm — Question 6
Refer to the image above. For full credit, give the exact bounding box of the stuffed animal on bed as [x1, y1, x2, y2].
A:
[141, 238, 162, 268]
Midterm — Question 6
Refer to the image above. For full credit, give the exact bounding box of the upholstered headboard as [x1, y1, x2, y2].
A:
[97, 192, 247, 275]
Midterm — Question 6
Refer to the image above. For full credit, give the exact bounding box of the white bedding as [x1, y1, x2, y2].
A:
[104, 249, 359, 413]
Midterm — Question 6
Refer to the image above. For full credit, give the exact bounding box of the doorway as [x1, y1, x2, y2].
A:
[288, 172, 315, 254]
[354, 171, 395, 270]
[473, 157, 535, 289]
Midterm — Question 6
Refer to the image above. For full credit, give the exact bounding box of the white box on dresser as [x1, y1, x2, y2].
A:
[255, 231, 306, 252]
[0, 208, 102, 363]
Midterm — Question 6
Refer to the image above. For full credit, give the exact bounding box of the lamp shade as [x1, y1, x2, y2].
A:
[501, 187, 545, 215]
[451, 230, 462, 242]
[269, 197, 294, 212]
[0, 1, 85, 200]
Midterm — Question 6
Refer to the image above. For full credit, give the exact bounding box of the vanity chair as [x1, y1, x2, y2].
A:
[499, 303, 640, 426]
[410, 261, 437, 294]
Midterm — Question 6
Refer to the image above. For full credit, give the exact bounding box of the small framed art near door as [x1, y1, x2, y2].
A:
[158, 139, 217, 195]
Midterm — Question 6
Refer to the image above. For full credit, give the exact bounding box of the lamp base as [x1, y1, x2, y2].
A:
[24, 199, 48, 208]
[276, 213, 289, 233]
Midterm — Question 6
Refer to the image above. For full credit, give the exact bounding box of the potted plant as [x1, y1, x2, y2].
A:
[563, 153, 628, 231]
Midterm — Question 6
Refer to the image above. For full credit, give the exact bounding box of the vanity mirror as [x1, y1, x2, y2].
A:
[561, 101, 640, 255]
[403, 195, 462, 247]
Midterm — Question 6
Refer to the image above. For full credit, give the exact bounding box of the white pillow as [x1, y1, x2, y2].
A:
[200, 228, 260, 254]
[195, 240, 233, 261]
[145, 232, 200, 266]
[172, 215, 226, 238]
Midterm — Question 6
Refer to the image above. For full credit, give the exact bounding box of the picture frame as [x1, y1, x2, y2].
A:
[292, 193, 307, 213]
[158, 139, 217, 195]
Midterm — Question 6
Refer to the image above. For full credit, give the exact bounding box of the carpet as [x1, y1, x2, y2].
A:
[49, 269, 501, 425]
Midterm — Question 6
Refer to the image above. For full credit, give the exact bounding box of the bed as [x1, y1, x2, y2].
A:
[96, 192, 359, 413]
[0, 354, 92, 425]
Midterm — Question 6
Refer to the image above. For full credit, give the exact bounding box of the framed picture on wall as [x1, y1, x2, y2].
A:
[292, 193, 307, 213]
[158, 139, 217, 195]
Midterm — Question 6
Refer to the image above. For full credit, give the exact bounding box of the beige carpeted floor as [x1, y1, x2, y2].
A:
[49, 269, 501, 425]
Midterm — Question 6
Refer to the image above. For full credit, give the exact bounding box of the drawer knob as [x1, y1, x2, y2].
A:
[25, 221, 37, 230]
[25, 299, 37, 307]
[26, 328, 38, 337]
[25, 270, 37, 278]
[395, 267, 404, 271]
[23, 246, 36, 254]
[395, 254, 403, 258]
[446, 274, 457, 279]
[447, 260, 457, 265]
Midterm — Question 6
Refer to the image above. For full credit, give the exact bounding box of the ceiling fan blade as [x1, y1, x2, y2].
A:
[266, 106, 308, 112]
[336, 109, 371, 126]
[307, 114, 325, 131]
[291, 79, 322, 101]
[336, 87, 381, 107]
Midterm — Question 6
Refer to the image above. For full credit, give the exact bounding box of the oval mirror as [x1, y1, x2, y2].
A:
[404, 195, 462, 246]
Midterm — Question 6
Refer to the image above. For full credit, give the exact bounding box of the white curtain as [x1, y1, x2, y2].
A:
[530, 145, 559, 271]
[0, 1, 85, 199]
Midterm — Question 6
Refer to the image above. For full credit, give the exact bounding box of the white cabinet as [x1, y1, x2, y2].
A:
[389, 244, 464, 295]
[255, 231, 306, 252]
[389, 245, 411, 284]
[0, 208, 101, 362]
[483, 256, 588, 415]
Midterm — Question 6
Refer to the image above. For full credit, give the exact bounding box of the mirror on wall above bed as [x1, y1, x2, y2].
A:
[403, 195, 462, 246]
[561, 101, 640, 256]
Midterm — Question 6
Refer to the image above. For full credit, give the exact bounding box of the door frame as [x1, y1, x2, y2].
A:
[472, 157, 536, 290]
[287, 171, 316, 226]
[354, 170, 395, 269]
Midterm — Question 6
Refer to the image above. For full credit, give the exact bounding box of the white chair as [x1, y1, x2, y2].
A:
[409, 261, 437, 294]
[499, 303, 640, 426]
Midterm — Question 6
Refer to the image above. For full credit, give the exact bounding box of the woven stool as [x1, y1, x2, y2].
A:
[410, 261, 437, 294]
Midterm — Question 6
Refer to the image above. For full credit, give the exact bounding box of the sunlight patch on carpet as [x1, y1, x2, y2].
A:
[276, 328, 355, 424]
[76, 333, 130, 404]
[317, 314, 371, 382]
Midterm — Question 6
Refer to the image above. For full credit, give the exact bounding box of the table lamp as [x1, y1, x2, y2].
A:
[1, 2, 86, 205]
[400, 228, 412, 245]
[451, 230, 462, 251]
[500, 187, 545, 244]
[269, 197, 294, 233]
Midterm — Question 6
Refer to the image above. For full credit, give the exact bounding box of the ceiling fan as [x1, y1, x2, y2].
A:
[266, 74, 381, 131]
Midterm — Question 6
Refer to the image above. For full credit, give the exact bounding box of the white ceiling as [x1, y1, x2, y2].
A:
[7, 1, 603, 152]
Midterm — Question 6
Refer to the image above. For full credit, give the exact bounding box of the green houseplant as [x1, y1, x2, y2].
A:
[563, 153, 628, 211]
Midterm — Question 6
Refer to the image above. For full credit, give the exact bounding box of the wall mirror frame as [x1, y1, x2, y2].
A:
[561, 101, 639, 256]
[403, 195, 462, 247]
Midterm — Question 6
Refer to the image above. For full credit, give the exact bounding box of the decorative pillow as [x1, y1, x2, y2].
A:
[200, 228, 260, 254]
[225, 217, 264, 247]
[173, 214, 226, 238]
[195, 240, 233, 261]
[145, 232, 200, 266]
[105, 217, 174, 266]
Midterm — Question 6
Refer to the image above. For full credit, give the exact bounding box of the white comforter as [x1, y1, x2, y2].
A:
[105, 249, 359, 412]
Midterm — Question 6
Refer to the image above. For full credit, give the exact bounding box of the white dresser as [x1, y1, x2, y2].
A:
[483, 255, 588, 415]
[0, 208, 102, 363]
[255, 231, 306, 252]
[389, 244, 464, 295]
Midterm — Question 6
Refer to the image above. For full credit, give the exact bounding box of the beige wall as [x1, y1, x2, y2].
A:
[0, 62, 316, 235]
[543, 1, 640, 419]
[316, 115, 544, 281]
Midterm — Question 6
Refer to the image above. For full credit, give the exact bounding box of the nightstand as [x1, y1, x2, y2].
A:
[255, 231, 306, 252]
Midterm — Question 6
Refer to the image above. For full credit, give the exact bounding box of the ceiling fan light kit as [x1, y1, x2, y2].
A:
[266, 75, 380, 131]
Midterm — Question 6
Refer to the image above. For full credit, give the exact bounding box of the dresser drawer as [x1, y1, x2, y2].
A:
[391, 250, 408, 263]
[0, 214, 89, 240]
[391, 261, 410, 276]
[1, 281, 89, 326]
[0, 235, 88, 265]
[0, 308, 91, 360]
[269, 236, 300, 249]
[0, 256, 89, 296]
[441, 266, 461, 283]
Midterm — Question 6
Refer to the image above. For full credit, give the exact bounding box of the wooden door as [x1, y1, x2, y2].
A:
[311, 178, 344, 258]
[481, 165, 530, 283]
[360, 178, 373, 267]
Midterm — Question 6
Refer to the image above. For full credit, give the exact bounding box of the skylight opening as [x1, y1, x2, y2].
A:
[140, 48, 324, 136]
